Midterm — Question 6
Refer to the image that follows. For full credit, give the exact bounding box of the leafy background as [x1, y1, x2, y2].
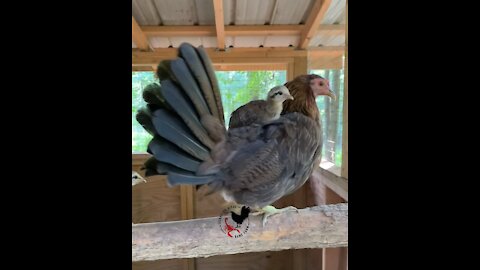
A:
[132, 69, 343, 166]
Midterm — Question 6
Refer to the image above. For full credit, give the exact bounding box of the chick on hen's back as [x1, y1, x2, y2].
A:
[229, 85, 293, 129]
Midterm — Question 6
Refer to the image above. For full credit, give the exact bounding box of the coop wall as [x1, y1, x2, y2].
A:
[132, 154, 345, 270]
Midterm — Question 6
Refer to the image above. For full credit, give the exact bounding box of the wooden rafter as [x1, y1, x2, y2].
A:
[132, 46, 343, 62]
[318, 24, 345, 34]
[140, 24, 344, 37]
[308, 46, 345, 54]
[142, 25, 215, 36]
[213, 0, 225, 50]
[299, 0, 332, 49]
[132, 47, 344, 70]
[132, 16, 151, 51]
[214, 63, 288, 71]
[141, 25, 303, 37]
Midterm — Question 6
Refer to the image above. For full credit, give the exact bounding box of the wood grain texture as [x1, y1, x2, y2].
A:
[133, 155, 184, 269]
[299, 0, 333, 49]
[306, 248, 323, 270]
[132, 16, 150, 51]
[132, 175, 182, 223]
[195, 186, 227, 218]
[132, 204, 348, 261]
[213, 0, 225, 49]
[308, 54, 344, 70]
[180, 185, 196, 270]
[140, 24, 343, 37]
[322, 189, 348, 270]
[322, 158, 347, 270]
[194, 181, 308, 269]
[197, 250, 293, 270]
[133, 259, 183, 270]
[323, 247, 347, 270]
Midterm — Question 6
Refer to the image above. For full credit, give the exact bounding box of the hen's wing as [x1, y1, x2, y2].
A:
[211, 112, 322, 207]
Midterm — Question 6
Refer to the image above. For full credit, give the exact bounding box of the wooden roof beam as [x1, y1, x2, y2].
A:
[142, 25, 215, 36]
[133, 47, 344, 69]
[299, 0, 332, 49]
[213, 0, 225, 50]
[140, 24, 344, 37]
[132, 16, 152, 51]
[132, 46, 344, 64]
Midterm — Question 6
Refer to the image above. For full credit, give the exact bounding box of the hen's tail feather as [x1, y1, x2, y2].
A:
[142, 155, 199, 178]
[147, 137, 201, 172]
[142, 156, 162, 177]
[196, 46, 225, 125]
[159, 79, 215, 149]
[135, 107, 156, 136]
[156, 60, 176, 81]
[142, 83, 169, 109]
[170, 58, 211, 117]
[178, 44, 221, 122]
[200, 114, 226, 143]
[167, 171, 215, 187]
[151, 109, 210, 161]
[139, 43, 227, 182]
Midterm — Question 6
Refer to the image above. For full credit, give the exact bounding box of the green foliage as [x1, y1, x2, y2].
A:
[131, 68, 344, 169]
[132, 70, 286, 152]
[312, 69, 344, 167]
[216, 70, 286, 128]
[132, 72, 154, 152]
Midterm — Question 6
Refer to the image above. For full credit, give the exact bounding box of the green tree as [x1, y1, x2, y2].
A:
[132, 70, 287, 152]
[312, 69, 344, 167]
[132, 72, 155, 152]
[216, 70, 286, 128]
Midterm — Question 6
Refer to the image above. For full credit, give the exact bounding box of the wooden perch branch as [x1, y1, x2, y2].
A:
[132, 203, 348, 261]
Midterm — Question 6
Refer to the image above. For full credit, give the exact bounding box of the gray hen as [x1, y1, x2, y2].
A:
[136, 43, 334, 225]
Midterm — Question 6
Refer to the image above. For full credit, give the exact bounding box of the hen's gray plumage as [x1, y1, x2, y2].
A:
[137, 43, 323, 209]
[209, 113, 321, 208]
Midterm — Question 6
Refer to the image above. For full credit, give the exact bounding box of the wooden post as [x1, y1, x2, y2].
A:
[287, 61, 295, 81]
[341, 0, 348, 179]
[132, 16, 151, 51]
[213, 0, 225, 50]
[292, 55, 309, 270]
[322, 184, 347, 270]
[181, 185, 196, 270]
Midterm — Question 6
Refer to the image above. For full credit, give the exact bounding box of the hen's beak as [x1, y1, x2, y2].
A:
[326, 89, 336, 101]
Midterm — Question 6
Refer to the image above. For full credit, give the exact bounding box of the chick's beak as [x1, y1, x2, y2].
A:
[286, 94, 294, 100]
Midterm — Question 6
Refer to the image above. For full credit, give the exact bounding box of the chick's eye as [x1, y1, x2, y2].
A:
[279, 92, 283, 95]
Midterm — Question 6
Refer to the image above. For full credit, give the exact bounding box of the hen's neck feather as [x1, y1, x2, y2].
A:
[282, 77, 320, 123]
